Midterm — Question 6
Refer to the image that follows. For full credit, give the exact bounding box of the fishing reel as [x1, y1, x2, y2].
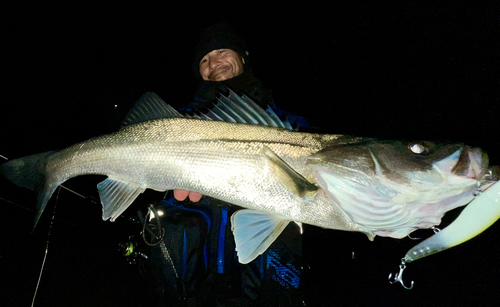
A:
[117, 204, 165, 264]
[118, 235, 148, 265]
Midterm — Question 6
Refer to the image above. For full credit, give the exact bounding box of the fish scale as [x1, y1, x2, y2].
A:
[1, 91, 497, 264]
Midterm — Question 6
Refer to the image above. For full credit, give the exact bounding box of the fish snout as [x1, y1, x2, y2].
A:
[451, 147, 489, 180]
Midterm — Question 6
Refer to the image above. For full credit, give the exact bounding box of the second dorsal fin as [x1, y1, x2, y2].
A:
[206, 89, 294, 130]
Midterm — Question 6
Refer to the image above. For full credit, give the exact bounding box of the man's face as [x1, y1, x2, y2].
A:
[199, 49, 245, 81]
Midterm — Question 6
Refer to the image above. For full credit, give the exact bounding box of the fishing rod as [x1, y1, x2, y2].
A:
[31, 187, 60, 307]
[1, 154, 136, 306]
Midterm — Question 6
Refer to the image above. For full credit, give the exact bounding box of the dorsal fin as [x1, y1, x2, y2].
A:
[121, 90, 294, 131]
[206, 89, 294, 130]
[121, 92, 183, 127]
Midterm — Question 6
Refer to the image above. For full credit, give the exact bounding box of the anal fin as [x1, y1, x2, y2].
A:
[97, 178, 145, 221]
[231, 209, 290, 264]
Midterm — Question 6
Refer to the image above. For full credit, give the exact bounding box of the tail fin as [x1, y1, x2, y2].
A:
[0, 151, 58, 227]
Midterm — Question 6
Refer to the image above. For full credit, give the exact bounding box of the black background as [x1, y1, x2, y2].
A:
[1, 1, 499, 306]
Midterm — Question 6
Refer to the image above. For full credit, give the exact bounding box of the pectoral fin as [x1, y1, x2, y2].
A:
[262, 146, 318, 198]
[97, 178, 146, 222]
[231, 209, 290, 264]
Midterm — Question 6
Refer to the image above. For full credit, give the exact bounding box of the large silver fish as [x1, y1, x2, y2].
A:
[1, 91, 498, 265]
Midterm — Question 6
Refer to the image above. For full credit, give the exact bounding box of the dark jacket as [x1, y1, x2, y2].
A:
[180, 68, 310, 130]
[149, 73, 306, 306]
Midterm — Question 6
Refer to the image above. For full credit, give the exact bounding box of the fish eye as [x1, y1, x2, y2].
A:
[409, 143, 426, 154]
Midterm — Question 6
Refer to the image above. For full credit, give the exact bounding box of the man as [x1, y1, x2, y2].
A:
[174, 22, 308, 203]
[150, 22, 307, 307]
[173, 25, 245, 203]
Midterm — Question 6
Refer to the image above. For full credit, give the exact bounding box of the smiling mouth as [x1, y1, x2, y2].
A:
[209, 66, 230, 80]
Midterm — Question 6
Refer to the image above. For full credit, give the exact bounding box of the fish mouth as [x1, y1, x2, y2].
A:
[451, 147, 489, 180]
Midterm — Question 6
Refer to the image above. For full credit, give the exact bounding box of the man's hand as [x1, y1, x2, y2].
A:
[174, 190, 203, 202]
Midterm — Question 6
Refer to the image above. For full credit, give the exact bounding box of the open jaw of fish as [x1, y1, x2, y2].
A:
[1, 90, 498, 265]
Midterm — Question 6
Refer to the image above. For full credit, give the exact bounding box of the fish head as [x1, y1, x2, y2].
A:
[307, 139, 491, 238]
[310, 139, 489, 190]
[366, 140, 488, 185]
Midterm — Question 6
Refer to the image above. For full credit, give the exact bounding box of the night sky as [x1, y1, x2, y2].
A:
[1, 2, 499, 306]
